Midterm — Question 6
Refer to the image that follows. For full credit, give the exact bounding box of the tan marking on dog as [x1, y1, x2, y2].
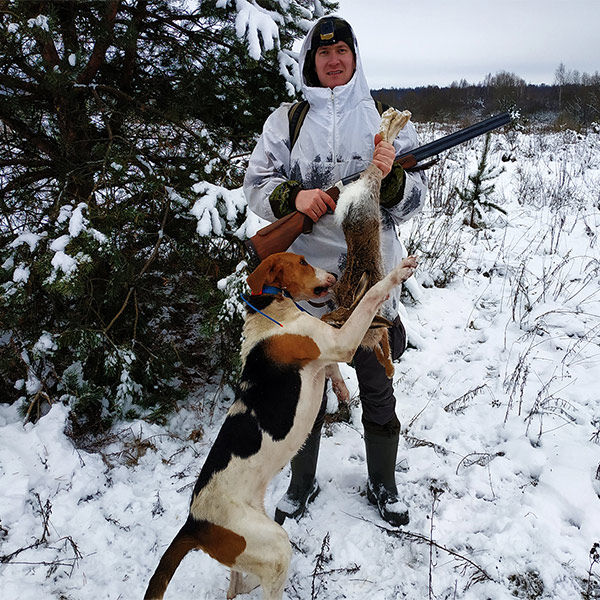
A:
[200, 522, 247, 567]
[246, 252, 336, 301]
[228, 399, 249, 417]
[264, 334, 321, 366]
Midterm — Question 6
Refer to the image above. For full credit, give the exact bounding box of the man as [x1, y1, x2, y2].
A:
[243, 16, 427, 527]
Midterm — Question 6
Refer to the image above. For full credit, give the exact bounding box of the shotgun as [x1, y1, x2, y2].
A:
[244, 112, 512, 265]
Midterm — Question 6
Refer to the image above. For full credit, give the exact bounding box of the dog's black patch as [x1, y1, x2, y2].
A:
[238, 341, 301, 441]
[191, 340, 303, 498]
[192, 411, 263, 497]
[239, 341, 302, 442]
[244, 294, 278, 314]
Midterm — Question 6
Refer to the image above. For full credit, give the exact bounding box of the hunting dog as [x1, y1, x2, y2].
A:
[144, 251, 417, 600]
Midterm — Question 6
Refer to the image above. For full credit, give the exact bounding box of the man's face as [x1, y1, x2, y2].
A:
[314, 41, 356, 89]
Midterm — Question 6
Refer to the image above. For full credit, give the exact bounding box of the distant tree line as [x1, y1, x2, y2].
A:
[373, 64, 600, 128]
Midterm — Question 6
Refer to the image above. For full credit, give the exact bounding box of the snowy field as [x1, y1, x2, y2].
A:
[1, 125, 600, 599]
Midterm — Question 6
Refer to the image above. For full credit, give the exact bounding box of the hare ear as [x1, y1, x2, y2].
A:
[246, 256, 282, 295]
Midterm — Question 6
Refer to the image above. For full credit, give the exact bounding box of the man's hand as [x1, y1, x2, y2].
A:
[295, 188, 337, 223]
[372, 133, 396, 177]
[295, 133, 395, 221]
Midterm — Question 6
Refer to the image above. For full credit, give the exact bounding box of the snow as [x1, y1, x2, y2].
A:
[27, 15, 49, 32]
[191, 182, 247, 237]
[1, 128, 600, 599]
[68, 204, 87, 238]
[32, 333, 57, 356]
[50, 234, 70, 253]
[10, 231, 44, 251]
[50, 250, 77, 275]
[57, 204, 73, 224]
[235, 0, 279, 60]
[12, 264, 30, 283]
[222, 0, 310, 94]
[37, 204, 105, 281]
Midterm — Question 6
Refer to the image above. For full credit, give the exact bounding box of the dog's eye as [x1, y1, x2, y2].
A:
[299, 259, 308, 266]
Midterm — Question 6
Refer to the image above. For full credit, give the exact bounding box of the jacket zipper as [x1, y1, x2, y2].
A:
[330, 89, 337, 176]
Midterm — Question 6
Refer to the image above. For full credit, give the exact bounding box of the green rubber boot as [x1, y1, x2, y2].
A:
[274, 424, 321, 525]
[364, 416, 409, 527]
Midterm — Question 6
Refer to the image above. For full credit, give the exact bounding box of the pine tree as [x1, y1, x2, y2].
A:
[0, 0, 336, 435]
[455, 134, 506, 229]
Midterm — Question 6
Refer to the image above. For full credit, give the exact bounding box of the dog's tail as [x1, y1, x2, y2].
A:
[144, 523, 199, 599]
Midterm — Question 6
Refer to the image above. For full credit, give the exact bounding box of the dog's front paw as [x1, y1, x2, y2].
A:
[389, 255, 418, 285]
[401, 255, 418, 269]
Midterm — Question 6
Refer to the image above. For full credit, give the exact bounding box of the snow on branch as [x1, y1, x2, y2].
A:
[229, 0, 316, 93]
[279, 49, 301, 95]
[234, 0, 280, 60]
[47, 203, 107, 280]
[191, 182, 246, 237]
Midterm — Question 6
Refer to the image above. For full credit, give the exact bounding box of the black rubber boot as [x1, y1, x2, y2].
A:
[363, 416, 409, 527]
[274, 422, 322, 525]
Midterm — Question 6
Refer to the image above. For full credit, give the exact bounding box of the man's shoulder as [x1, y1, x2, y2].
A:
[261, 102, 296, 135]
[271, 101, 297, 116]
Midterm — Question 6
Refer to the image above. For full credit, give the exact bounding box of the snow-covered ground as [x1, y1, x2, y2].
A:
[1, 126, 599, 599]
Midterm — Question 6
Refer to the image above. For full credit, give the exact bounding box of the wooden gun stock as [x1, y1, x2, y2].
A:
[244, 211, 313, 266]
[244, 186, 341, 266]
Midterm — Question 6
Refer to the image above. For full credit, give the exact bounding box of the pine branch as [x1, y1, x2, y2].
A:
[0, 158, 50, 167]
[76, 0, 120, 85]
[311, 533, 331, 600]
[83, 84, 206, 142]
[0, 108, 62, 159]
[120, 0, 147, 92]
[54, 0, 79, 57]
[0, 168, 56, 198]
[104, 197, 170, 334]
[0, 72, 38, 94]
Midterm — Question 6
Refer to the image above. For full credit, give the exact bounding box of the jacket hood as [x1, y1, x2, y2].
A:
[298, 17, 372, 105]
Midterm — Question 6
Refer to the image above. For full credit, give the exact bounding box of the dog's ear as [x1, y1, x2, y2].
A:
[246, 255, 283, 295]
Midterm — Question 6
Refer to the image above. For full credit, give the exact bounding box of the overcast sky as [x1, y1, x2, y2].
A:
[334, 0, 599, 89]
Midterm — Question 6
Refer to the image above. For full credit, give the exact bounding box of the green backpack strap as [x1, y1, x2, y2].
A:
[288, 100, 310, 150]
[288, 97, 391, 151]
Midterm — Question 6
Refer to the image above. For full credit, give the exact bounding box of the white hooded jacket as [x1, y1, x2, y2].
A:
[243, 19, 427, 317]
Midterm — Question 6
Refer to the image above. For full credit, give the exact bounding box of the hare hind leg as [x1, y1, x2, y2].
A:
[373, 330, 395, 379]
